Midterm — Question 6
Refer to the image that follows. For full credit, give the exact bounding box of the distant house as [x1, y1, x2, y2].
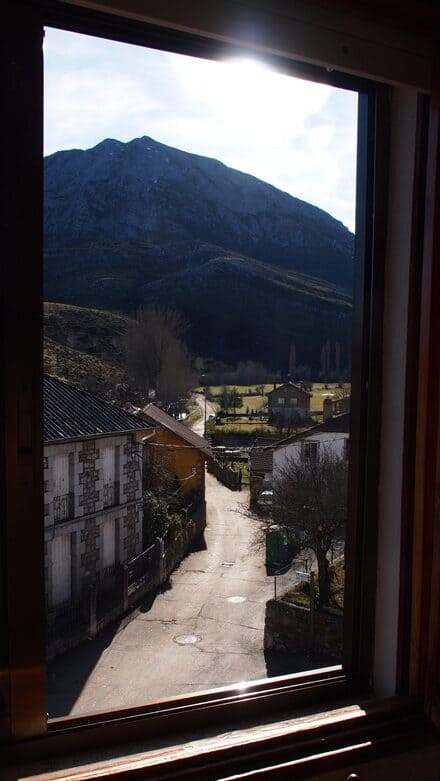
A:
[266, 382, 311, 422]
[323, 394, 350, 422]
[138, 403, 212, 501]
[44, 375, 151, 609]
[249, 415, 350, 508]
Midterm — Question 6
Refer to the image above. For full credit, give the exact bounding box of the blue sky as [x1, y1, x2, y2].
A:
[44, 27, 358, 231]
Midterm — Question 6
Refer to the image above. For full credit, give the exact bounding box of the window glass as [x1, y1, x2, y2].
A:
[44, 27, 356, 718]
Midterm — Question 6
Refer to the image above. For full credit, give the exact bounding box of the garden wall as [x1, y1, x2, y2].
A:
[264, 597, 343, 658]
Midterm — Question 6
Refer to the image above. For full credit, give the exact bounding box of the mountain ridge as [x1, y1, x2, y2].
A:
[44, 135, 354, 372]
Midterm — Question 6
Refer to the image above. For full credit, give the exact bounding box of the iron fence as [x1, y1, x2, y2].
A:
[127, 542, 157, 595]
[53, 492, 74, 522]
[46, 595, 87, 642]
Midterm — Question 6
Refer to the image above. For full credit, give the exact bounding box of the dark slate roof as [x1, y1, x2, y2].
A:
[272, 412, 350, 451]
[251, 437, 281, 448]
[44, 375, 151, 442]
[140, 404, 213, 459]
[266, 382, 312, 400]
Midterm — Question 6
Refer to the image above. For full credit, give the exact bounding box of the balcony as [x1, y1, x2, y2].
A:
[53, 492, 74, 522]
[103, 481, 120, 509]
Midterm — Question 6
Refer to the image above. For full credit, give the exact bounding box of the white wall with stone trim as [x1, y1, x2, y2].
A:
[44, 431, 145, 607]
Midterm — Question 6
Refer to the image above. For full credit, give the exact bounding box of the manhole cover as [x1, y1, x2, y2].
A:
[222, 561, 235, 567]
[227, 596, 247, 603]
[174, 634, 201, 645]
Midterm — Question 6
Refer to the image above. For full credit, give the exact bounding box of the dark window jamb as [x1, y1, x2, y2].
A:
[1, 0, 388, 751]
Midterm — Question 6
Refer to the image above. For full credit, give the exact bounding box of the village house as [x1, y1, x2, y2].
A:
[44, 375, 151, 609]
[272, 412, 350, 478]
[249, 415, 350, 508]
[323, 393, 351, 422]
[266, 381, 311, 422]
[138, 403, 212, 506]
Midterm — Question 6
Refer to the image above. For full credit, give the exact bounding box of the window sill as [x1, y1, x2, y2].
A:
[2, 694, 437, 780]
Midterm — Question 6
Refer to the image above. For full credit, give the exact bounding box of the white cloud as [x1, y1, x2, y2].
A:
[44, 28, 357, 230]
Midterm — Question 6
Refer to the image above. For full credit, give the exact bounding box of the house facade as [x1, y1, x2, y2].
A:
[272, 415, 349, 478]
[139, 403, 212, 501]
[249, 414, 350, 508]
[267, 382, 311, 422]
[44, 375, 151, 609]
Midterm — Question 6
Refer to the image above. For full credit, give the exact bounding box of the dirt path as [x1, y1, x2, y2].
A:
[191, 392, 218, 436]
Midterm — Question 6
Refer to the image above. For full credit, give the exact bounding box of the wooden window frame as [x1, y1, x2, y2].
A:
[1, 0, 440, 775]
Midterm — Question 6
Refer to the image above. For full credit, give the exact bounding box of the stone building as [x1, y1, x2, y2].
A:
[43, 375, 151, 608]
[323, 393, 350, 422]
[266, 382, 311, 422]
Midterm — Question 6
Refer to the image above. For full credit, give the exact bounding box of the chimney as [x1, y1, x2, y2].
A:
[323, 397, 333, 423]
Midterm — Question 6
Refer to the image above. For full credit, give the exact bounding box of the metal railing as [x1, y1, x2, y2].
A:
[53, 492, 74, 522]
[103, 480, 120, 508]
[273, 550, 313, 601]
[127, 542, 157, 595]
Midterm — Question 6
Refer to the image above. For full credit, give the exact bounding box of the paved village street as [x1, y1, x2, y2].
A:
[48, 396, 268, 716]
[48, 474, 270, 715]
[47, 395, 326, 717]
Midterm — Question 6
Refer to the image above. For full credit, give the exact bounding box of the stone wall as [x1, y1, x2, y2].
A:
[264, 598, 343, 658]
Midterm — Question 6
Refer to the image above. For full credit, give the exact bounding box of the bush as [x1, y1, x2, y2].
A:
[142, 490, 186, 549]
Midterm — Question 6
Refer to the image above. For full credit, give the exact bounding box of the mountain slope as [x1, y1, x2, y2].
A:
[44, 136, 354, 371]
[142, 253, 351, 369]
[44, 135, 353, 289]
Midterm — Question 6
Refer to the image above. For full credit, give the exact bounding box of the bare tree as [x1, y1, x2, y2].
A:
[122, 304, 194, 405]
[272, 445, 348, 607]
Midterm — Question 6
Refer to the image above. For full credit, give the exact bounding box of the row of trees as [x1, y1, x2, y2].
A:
[121, 305, 350, 410]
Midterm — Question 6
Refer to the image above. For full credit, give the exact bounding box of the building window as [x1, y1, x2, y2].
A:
[302, 441, 319, 461]
[53, 453, 74, 521]
[102, 446, 118, 508]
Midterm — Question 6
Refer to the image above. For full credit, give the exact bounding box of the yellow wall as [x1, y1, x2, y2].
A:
[149, 427, 205, 496]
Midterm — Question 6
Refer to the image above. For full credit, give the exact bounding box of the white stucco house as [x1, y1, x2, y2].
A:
[249, 414, 350, 508]
[273, 413, 350, 478]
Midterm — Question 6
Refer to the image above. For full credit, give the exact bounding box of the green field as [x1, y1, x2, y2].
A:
[196, 383, 350, 415]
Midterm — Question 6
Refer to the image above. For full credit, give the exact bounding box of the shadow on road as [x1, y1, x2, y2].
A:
[47, 587, 170, 717]
[47, 622, 120, 717]
[264, 649, 336, 678]
[189, 531, 207, 552]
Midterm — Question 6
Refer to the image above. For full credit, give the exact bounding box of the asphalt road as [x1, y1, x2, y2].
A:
[47, 395, 325, 717]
